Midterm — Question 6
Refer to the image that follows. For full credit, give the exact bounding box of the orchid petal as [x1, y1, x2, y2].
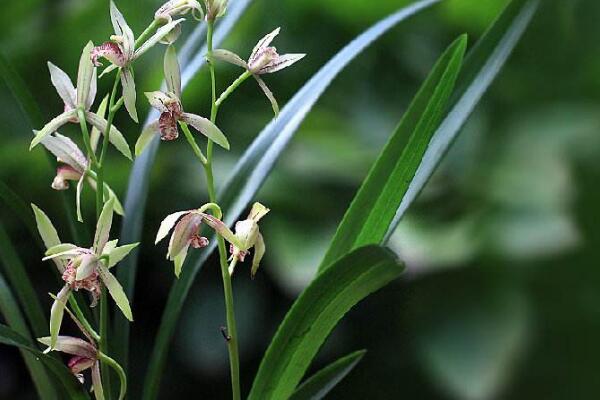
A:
[48, 285, 71, 349]
[102, 182, 125, 216]
[44, 243, 79, 257]
[85, 111, 132, 160]
[75, 254, 98, 281]
[167, 213, 202, 260]
[103, 239, 119, 255]
[32, 204, 67, 273]
[155, 210, 190, 244]
[30, 110, 77, 150]
[99, 63, 119, 78]
[110, 1, 135, 59]
[174, 243, 189, 278]
[134, 18, 185, 60]
[93, 197, 114, 254]
[212, 49, 248, 69]
[181, 112, 230, 150]
[40, 133, 88, 173]
[144, 91, 172, 113]
[76, 171, 86, 222]
[76, 42, 96, 108]
[106, 243, 138, 268]
[259, 53, 306, 74]
[121, 68, 138, 122]
[164, 45, 182, 97]
[249, 27, 280, 65]
[97, 263, 133, 321]
[249, 202, 270, 222]
[201, 214, 243, 248]
[91, 362, 105, 400]
[254, 76, 279, 115]
[47, 62, 76, 109]
[87, 66, 98, 110]
[38, 336, 96, 359]
[135, 120, 159, 156]
[251, 231, 265, 278]
[69, 356, 96, 374]
[90, 95, 109, 152]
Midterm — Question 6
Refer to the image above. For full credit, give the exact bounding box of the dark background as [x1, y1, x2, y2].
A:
[1, 0, 599, 399]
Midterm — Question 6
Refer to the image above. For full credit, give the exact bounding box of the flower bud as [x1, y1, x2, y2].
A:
[155, 0, 204, 23]
[204, 0, 227, 21]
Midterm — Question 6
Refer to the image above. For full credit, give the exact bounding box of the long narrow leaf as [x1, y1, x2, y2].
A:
[385, 0, 539, 241]
[289, 349, 366, 400]
[248, 246, 403, 400]
[116, 0, 254, 380]
[319, 35, 467, 269]
[0, 323, 90, 399]
[0, 222, 48, 338]
[141, 2, 439, 398]
[0, 272, 58, 400]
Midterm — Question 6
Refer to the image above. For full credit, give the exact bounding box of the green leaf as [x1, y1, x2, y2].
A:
[94, 197, 114, 254]
[384, 0, 539, 242]
[248, 246, 403, 400]
[115, 0, 254, 386]
[32, 203, 67, 272]
[0, 323, 90, 399]
[319, 35, 467, 270]
[139, 3, 438, 397]
[0, 272, 58, 400]
[105, 243, 139, 268]
[289, 350, 366, 400]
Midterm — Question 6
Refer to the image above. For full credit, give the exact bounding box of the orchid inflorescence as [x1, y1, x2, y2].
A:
[26, 0, 304, 398]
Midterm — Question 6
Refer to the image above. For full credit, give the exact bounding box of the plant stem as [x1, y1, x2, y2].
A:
[98, 352, 128, 400]
[68, 296, 100, 341]
[205, 20, 241, 400]
[135, 20, 161, 49]
[179, 121, 207, 164]
[215, 70, 252, 109]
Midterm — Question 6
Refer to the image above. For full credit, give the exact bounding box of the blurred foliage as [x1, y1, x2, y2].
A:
[1, 0, 599, 399]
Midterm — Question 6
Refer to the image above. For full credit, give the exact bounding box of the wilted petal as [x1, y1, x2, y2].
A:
[48, 285, 71, 349]
[167, 213, 202, 260]
[181, 112, 230, 150]
[31, 204, 66, 272]
[134, 18, 185, 60]
[105, 243, 138, 268]
[52, 165, 82, 191]
[41, 133, 88, 173]
[135, 120, 160, 156]
[249, 27, 280, 66]
[93, 198, 114, 254]
[201, 214, 241, 247]
[68, 355, 95, 374]
[97, 263, 133, 321]
[155, 210, 190, 244]
[91, 362, 105, 400]
[85, 111, 132, 160]
[145, 91, 172, 113]
[30, 110, 78, 150]
[91, 42, 127, 68]
[251, 232, 265, 278]
[76, 42, 96, 108]
[158, 112, 179, 141]
[47, 62, 76, 109]
[120, 67, 138, 122]
[254, 76, 279, 115]
[110, 1, 135, 59]
[259, 53, 306, 74]
[212, 49, 248, 69]
[164, 46, 182, 97]
[38, 335, 96, 359]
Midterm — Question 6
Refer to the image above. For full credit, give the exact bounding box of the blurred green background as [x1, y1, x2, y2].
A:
[1, 0, 599, 399]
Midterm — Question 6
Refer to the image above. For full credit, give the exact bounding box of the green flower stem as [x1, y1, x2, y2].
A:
[215, 70, 252, 109]
[68, 296, 100, 341]
[98, 351, 128, 400]
[205, 20, 241, 400]
[179, 121, 208, 164]
[77, 108, 99, 169]
[135, 20, 161, 49]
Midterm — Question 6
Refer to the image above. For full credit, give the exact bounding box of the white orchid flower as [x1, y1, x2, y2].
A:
[35, 199, 137, 349]
[91, 1, 185, 122]
[155, 0, 204, 23]
[135, 46, 229, 156]
[213, 27, 305, 115]
[29, 43, 132, 160]
[40, 133, 125, 220]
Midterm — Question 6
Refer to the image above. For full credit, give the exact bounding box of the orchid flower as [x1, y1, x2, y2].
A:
[36, 199, 137, 349]
[203, 0, 228, 20]
[135, 46, 229, 156]
[91, 1, 185, 122]
[29, 43, 132, 160]
[155, 0, 204, 23]
[213, 28, 305, 115]
[38, 303, 126, 400]
[225, 202, 269, 277]
[40, 132, 125, 220]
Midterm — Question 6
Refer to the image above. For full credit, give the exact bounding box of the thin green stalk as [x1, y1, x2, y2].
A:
[215, 70, 252, 109]
[135, 20, 161, 49]
[205, 20, 241, 400]
[98, 352, 127, 400]
[179, 121, 207, 164]
[68, 296, 100, 341]
[77, 108, 99, 169]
